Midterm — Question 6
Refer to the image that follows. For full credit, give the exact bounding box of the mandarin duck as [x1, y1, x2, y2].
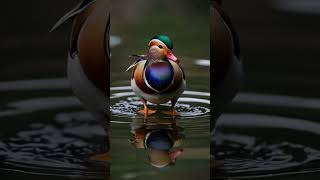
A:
[51, 0, 110, 132]
[211, 0, 243, 125]
[127, 35, 186, 116]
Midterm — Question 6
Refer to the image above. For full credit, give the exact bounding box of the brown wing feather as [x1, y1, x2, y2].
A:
[211, 2, 234, 89]
[77, 0, 110, 94]
[69, 3, 96, 56]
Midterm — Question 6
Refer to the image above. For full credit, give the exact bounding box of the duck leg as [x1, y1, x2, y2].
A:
[138, 99, 157, 116]
[164, 99, 180, 116]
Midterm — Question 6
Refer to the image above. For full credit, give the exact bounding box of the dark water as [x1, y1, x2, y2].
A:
[1, 0, 320, 179]
[213, 113, 320, 178]
[212, 0, 320, 178]
[0, 79, 109, 178]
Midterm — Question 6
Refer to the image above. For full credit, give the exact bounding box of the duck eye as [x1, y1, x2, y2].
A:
[158, 45, 163, 49]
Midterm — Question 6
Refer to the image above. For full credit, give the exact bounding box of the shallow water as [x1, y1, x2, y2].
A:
[110, 86, 210, 180]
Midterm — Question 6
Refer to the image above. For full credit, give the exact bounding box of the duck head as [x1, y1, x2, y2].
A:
[148, 35, 178, 63]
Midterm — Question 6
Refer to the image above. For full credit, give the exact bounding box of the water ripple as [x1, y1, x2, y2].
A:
[213, 113, 320, 178]
[110, 87, 210, 118]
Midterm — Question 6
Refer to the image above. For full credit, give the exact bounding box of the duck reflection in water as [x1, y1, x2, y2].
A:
[129, 117, 184, 168]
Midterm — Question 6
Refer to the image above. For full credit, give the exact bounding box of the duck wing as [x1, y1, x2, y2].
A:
[54, 0, 110, 94]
